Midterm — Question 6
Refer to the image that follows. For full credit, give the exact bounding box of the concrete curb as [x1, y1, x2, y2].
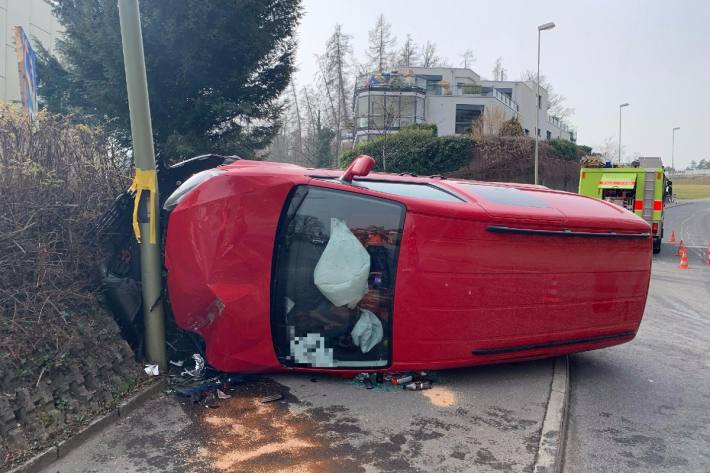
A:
[6, 379, 165, 473]
[532, 356, 570, 473]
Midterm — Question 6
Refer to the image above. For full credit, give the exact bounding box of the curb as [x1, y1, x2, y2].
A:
[532, 356, 570, 473]
[7, 379, 165, 473]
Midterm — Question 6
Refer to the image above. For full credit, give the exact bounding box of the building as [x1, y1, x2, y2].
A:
[353, 66, 576, 144]
[0, 0, 61, 104]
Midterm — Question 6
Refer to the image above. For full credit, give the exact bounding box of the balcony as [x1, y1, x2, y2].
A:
[546, 115, 573, 132]
[454, 84, 519, 112]
[355, 73, 426, 95]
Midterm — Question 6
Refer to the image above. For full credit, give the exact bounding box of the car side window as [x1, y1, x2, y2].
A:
[271, 185, 405, 368]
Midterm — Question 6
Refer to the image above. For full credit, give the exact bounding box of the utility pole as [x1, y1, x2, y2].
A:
[618, 102, 629, 163]
[534, 22, 555, 185]
[118, 0, 166, 371]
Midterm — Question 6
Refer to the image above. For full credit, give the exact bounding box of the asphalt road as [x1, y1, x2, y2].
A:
[563, 199, 710, 472]
[42, 360, 553, 473]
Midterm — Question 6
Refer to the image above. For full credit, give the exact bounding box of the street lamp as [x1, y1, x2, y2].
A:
[671, 126, 680, 170]
[534, 21, 555, 185]
[618, 102, 629, 163]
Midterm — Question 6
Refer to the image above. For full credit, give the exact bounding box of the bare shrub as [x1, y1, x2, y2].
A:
[0, 105, 129, 377]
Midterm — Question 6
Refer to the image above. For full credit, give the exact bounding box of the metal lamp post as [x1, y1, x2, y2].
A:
[671, 126, 680, 170]
[118, 0, 167, 371]
[618, 102, 629, 163]
[534, 21, 555, 185]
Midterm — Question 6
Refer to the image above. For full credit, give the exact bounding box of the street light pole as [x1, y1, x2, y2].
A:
[118, 0, 167, 372]
[672, 127, 680, 170]
[534, 22, 555, 185]
[618, 102, 629, 164]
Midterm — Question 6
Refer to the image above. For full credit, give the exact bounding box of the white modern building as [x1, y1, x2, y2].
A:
[353, 66, 575, 143]
[0, 0, 61, 104]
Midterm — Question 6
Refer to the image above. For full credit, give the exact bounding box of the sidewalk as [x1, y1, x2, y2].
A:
[38, 360, 555, 473]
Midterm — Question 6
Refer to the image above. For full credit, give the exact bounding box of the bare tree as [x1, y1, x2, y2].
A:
[596, 136, 625, 162]
[398, 34, 419, 67]
[460, 49, 476, 69]
[492, 57, 507, 81]
[521, 70, 573, 119]
[323, 24, 353, 164]
[366, 14, 397, 72]
[421, 41, 443, 67]
[290, 80, 303, 158]
[482, 106, 507, 135]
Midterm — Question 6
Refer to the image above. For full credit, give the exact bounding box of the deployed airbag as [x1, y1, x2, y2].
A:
[314, 218, 370, 308]
[351, 309, 383, 353]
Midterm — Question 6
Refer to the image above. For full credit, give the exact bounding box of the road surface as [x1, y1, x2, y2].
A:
[42, 360, 553, 473]
[563, 199, 710, 472]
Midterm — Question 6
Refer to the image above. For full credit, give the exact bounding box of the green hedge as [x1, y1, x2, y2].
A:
[548, 138, 579, 161]
[340, 131, 473, 175]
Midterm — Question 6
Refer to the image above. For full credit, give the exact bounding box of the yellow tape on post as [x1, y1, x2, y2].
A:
[128, 168, 158, 244]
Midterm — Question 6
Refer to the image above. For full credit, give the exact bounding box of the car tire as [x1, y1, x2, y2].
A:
[653, 237, 661, 254]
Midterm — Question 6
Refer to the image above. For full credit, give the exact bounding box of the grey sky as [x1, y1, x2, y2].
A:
[294, 0, 709, 169]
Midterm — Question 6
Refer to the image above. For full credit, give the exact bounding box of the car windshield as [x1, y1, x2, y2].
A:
[271, 185, 405, 368]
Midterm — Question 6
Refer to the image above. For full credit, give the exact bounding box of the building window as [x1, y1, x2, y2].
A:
[546, 130, 552, 140]
[415, 96, 425, 122]
[524, 128, 530, 136]
[271, 186, 405, 368]
[455, 104, 483, 134]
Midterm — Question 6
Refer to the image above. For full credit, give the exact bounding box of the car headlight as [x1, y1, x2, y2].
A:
[163, 169, 225, 211]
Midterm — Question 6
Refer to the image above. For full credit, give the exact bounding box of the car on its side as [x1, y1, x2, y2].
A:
[158, 155, 651, 374]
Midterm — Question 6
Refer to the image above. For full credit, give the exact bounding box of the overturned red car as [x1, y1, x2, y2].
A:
[162, 155, 652, 374]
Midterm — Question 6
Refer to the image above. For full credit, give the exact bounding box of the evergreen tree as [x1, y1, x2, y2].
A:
[36, 0, 303, 161]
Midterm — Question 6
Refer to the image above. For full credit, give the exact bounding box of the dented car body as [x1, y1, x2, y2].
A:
[162, 156, 652, 373]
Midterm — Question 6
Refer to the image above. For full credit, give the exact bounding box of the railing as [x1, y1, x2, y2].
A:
[546, 115, 572, 132]
[454, 86, 519, 112]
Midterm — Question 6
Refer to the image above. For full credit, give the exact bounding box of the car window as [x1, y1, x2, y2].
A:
[457, 183, 550, 208]
[315, 177, 464, 202]
[271, 186, 404, 368]
[352, 180, 464, 202]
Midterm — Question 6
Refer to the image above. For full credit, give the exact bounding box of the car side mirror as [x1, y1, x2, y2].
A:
[341, 155, 375, 183]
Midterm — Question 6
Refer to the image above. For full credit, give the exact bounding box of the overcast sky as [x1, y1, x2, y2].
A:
[293, 0, 710, 169]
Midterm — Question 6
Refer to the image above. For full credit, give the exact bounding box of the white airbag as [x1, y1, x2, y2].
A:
[314, 218, 370, 308]
[351, 309, 383, 353]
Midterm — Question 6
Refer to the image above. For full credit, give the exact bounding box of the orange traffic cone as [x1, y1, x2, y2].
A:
[677, 239, 685, 256]
[670, 230, 676, 243]
[679, 248, 689, 269]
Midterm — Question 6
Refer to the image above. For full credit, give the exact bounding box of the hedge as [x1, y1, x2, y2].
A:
[339, 131, 473, 176]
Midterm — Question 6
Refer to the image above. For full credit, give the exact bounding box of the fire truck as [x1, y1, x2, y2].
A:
[579, 157, 668, 253]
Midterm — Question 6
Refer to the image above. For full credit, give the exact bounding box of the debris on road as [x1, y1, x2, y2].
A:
[144, 364, 160, 376]
[259, 393, 284, 403]
[404, 380, 432, 391]
[182, 353, 206, 378]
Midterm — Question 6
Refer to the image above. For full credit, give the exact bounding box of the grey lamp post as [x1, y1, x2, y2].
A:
[618, 102, 629, 163]
[671, 127, 680, 170]
[118, 0, 167, 371]
[534, 21, 555, 185]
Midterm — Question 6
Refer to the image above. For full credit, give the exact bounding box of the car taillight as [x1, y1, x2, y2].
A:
[653, 200, 662, 211]
[634, 200, 643, 211]
[652, 223, 659, 234]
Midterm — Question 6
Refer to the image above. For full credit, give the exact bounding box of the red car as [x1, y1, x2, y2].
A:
[163, 155, 651, 374]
